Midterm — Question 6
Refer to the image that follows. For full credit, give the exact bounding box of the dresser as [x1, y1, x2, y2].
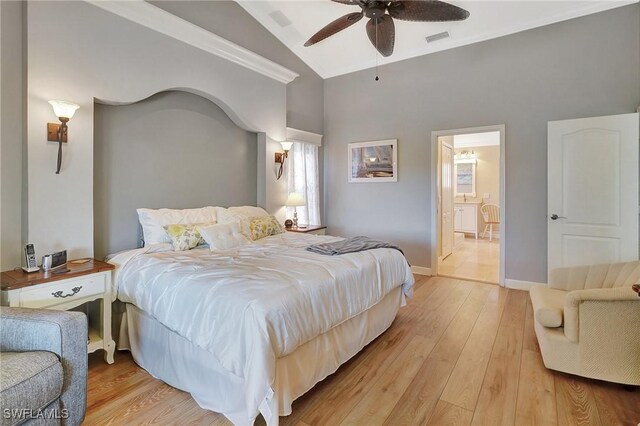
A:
[1, 259, 116, 364]
[454, 201, 482, 239]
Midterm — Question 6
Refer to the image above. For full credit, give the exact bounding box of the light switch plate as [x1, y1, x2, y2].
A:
[483, 193, 490, 199]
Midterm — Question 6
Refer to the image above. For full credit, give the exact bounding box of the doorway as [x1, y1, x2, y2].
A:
[431, 125, 506, 285]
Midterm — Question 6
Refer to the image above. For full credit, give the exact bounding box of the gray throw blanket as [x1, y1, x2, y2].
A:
[307, 236, 407, 261]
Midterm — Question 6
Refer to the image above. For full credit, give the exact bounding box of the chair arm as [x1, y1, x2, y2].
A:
[563, 287, 639, 342]
[0, 307, 87, 426]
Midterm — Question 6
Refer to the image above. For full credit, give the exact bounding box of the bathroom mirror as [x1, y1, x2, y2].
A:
[454, 162, 476, 197]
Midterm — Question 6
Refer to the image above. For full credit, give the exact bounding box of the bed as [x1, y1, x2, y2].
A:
[109, 230, 414, 425]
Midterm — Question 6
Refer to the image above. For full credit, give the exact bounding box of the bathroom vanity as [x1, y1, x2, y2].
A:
[454, 200, 482, 239]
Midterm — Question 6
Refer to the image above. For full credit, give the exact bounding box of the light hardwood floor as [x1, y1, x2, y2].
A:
[86, 276, 640, 425]
[439, 237, 500, 284]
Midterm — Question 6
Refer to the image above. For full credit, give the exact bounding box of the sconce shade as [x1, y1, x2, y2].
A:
[285, 192, 306, 207]
[280, 141, 294, 151]
[48, 100, 80, 119]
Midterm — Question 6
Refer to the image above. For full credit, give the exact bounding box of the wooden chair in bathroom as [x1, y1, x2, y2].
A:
[481, 204, 500, 241]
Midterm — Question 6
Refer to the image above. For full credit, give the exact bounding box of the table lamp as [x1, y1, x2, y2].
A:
[285, 192, 306, 228]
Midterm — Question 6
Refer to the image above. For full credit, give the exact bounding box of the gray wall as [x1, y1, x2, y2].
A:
[323, 4, 640, 282]
[1, 1, 325, 267]
[0, 0, 26, 269]
[150, 0, 324, 135]
[25, 0, 288, 261]
[94, 91, 257, 259]
[151, 1, 326, 223]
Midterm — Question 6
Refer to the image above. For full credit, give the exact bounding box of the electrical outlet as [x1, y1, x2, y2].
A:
[483, 193, 490, 199]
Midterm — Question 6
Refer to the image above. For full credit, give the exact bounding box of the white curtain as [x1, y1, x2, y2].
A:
[286, 142, 320, 226]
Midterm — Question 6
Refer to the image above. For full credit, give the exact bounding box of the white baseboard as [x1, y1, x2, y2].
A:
[504, 279, 546, 291]
[411, 266, 433, 276]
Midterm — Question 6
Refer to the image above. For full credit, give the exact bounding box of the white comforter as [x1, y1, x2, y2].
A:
[110, 232, 414, 425]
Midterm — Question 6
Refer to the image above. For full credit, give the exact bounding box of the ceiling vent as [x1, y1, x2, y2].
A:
[269, 10, 292, 28]
[425, 31, 450, 43]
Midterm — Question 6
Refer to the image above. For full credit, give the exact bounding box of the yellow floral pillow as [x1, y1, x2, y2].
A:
[164, 223, 212, 251]
[248, 215, 284, 241]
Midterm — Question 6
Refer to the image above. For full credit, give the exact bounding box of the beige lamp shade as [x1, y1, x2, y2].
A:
[48, 100, 80, 119]
[285, 192, 305, 207]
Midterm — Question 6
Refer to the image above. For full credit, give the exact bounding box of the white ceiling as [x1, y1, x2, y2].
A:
[454, 131, 500, 148]
[237, 0, 637, 79]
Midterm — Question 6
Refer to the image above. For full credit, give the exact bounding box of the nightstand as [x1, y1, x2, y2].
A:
[286, 225, 327, 235]
[1, 259, 116, 364]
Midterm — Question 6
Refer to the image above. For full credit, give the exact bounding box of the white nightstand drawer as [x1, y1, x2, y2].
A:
[20, 274, 106, 309]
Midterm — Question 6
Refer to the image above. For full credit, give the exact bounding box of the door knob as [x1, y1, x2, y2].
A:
[550, 214, 566, 220]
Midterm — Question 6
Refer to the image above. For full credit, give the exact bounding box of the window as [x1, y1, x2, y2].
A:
[286, 142, 320, 225]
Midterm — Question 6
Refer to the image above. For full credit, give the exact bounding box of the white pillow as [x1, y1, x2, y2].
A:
[228, 206, 269, 217]
[216, 206, 269, 223]
[137, 206, 218, 245]
[216, 206, 269, 237]
[198, 222, 250, 251]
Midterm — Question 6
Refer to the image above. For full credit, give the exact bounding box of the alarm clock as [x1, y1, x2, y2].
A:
[42, 250, 67, 271]
[284, 219, 294, 229]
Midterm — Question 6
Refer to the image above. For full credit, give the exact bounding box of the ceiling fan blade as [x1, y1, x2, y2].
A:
[366, 15, 395, 57]
[331, 0, 360, 4]
[304, 12, 364, 47]
[388, 0, 470, 22]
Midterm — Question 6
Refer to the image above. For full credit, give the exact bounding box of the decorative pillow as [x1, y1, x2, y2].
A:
[137, 206, 218, 245]
[248, 215, 285, 241]
[163, 223, 210, 251]
[198, 222, 251, 251]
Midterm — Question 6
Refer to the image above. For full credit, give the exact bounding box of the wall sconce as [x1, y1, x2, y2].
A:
[275, 141, 293, 180]
[47, 100, 80, 174]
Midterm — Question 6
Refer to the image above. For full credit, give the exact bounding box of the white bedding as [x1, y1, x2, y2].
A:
[109, 232, 414, 425]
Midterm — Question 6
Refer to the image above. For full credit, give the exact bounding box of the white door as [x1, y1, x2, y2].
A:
[441, 142, 454, 259]
[548, 113, 639, 279]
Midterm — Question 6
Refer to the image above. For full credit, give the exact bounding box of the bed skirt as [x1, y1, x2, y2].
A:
[117, 287, 403, 426]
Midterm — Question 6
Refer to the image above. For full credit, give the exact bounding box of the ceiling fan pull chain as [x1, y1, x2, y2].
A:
[375, 18, 379, 81]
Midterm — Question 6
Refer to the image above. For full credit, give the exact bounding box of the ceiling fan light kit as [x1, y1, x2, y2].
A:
[305, 0, 470, 62]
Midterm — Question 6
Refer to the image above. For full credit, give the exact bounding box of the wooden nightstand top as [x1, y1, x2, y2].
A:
[1, 259, 115, 291]
[286, 225, 327, 233]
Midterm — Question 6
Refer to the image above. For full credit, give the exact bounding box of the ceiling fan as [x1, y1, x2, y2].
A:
[304, 0, 470, 57]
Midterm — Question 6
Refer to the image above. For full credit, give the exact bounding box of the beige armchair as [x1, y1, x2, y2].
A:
[529, 261, 640, 385]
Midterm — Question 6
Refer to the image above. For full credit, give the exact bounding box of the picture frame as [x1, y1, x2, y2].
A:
[348, 139, 397, 183]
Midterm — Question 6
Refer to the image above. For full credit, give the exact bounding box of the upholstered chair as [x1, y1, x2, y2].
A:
[0, 307, 88, 426]
[529, 261, 640, 385]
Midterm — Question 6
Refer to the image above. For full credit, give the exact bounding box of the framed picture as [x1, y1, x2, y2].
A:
[348, 139, 397, 183]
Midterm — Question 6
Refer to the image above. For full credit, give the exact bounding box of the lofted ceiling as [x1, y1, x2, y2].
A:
[236, 0, 637, 79]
